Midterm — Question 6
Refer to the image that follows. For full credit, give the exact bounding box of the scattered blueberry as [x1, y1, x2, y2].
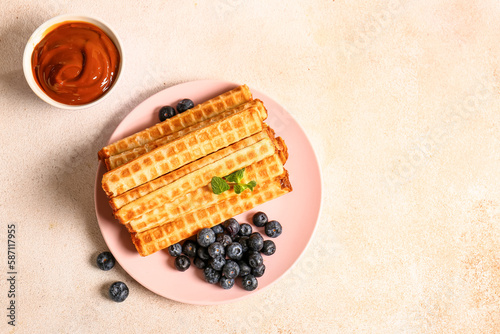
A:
[204, 267, 221, 284]
[177, 99, 194, 114]
[223, 218, 240, 237]
[182, 240, 197, 258]
[226, 242, 243, 260]
[211, 224, 224, 235]
[208, 242, 225, 258]
[248, 252, 263, 268]
[209, 255, 226, 271]
[222, 260, 240, 279]
[159, 106, 176, 122]
[220, 277, 235, 289]
[238, 236, 249, 253]
[239, 223, 252, 236]
[252, 212, 268, 227]
[197, 228, 216, 247]
[197, 246, 210, 260]
[167, 243, 183, 257]
[175, 255, 191, 271]
[241, 274, 258, 291]
[261, 240, 276, 256]
[248, 232, 264, 251]
[96, 251, 115, 271]
[109, 281, 129, 302]
[265, 220, 282, 238]
[194, 257, 207, 269]
[252, 264, 266, 277]
[238, 261, 252, 277]
[215, 233, 232, 247]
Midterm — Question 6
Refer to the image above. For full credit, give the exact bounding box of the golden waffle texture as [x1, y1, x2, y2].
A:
[108, 128, 275, 211]
[102, 106, 267, 197]
[98, 85, 252, 159]
[106, 99, 265, 170]
[126, 150, 288, 233]
[131, 172, 292, 256]
[114, 136, 279, 222]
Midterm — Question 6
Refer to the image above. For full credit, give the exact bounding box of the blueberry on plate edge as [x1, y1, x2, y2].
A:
[177, 99, 195, 114]
[175, 255, 191, 272]
[252, 212, 268, 227]
[241, 274, 258, 291]
[159, 106, 176, 122]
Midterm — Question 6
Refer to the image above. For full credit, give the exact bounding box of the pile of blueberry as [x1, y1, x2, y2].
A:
[168, 212, 282, 291]
[159, 98, 195, 122]
[96, 251, 129, 303]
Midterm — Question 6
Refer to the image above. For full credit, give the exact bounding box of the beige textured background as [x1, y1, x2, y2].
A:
[1, 0, 499, 333]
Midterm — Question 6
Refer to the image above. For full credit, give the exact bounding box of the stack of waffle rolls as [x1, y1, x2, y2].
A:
[99, 85, 292, 256]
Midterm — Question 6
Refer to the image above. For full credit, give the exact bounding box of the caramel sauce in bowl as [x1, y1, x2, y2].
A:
[23, 15, 124, 109]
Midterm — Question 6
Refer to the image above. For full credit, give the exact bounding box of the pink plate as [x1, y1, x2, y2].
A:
[94, 80, 322, 304]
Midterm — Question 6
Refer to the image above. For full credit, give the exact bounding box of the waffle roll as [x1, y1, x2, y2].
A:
[98, 84, 252, 159]
[105, 99, 265, 170]
[109, 127, 276, 211]
[130, 172, 292, 256]
[126, 148, 288, 233]
[114, 135, 284, 223]
[102, 106, 268, 197]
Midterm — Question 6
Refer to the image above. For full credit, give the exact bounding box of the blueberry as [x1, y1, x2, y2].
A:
[109, 281, 129, 302]
[238, 261, 252, 277]
[197, 228, 216, 247]
[261, 240, 276, 256]
[238, 236, 249, 253]
[222, 260, 240, 279]
[211, 224, 224, 235]
[248, 252, 263, 268]
[252, 212, 268, 227]
[265, 220, 282, 238]
[175, 255, 191, 271]
[215, 233, 232, 247]
[194, 257, 207, 269]
[252, 264, 266, 277]
[177, 99, 194, 114]
[159, 106, 176, 122]
[232, 235, 241, 243]
[226, 242, 243, 260]
[239, 223, 252, 236]
[204, 267, 221, 284]
[197, 246, 210, 260]
[182, 240, 197, 258]
[96, 251, 115, 271]
[223, 218, 240, 237]
[209, 255, 226, 271]
[248, 233, 264, 251]
[208, 242, 225, 258]
[167, 243, 182, 257]
[241, 274, 258, 291]
[220, 277, 235, 289]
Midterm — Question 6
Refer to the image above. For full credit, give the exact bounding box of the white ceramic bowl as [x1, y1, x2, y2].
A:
[23, 14, 124, 110]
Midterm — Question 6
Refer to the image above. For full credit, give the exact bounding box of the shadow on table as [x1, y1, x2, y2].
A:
[0, 15, 51, 102]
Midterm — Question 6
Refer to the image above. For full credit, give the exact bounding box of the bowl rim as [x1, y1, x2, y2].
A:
[23, 14, 124, 110]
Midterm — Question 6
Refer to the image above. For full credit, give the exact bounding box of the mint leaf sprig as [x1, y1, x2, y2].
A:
[211, 168, 257, 195]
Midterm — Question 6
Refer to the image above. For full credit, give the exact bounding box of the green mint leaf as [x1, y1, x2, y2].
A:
[224, 168, 245, 184]
[211, 176, 230, 194]
[246, 180, 257, 191]
[234, 183, 247, 194]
